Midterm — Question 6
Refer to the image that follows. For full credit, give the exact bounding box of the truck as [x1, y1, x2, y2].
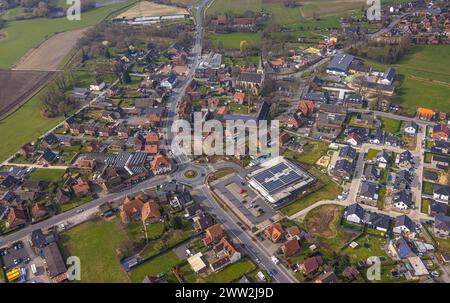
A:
[271, 255, 280, 265]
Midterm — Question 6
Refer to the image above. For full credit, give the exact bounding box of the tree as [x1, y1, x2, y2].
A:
[240, 40, 249, 55]
[170, 216, 183, 230]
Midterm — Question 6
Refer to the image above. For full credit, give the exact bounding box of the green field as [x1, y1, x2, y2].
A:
[208, 32, 261, 49]
[0, 91, 64, 163]
[379, 117, 401, 134]
[60, 217, 130, 282]
[28, 168, 66, 181]
[128, 250, 184, 283]
[282, 139, 329, 165]
[281, 167, 341, 216]
[204, 258, 256, 282]
[0, 1, 134, 68]
[365, 45, 450, 116]
[206, 0, 262, 16]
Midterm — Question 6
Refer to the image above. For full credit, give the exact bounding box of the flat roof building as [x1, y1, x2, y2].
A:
[326, 53, 355, 76]
[247, 156, 316, 205]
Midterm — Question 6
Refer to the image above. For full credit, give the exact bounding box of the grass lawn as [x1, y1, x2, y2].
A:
[424, 152, 432, 163]
[60, 195, 92, 212]
[208, 32, 261, 49]
[28, 168, 66, 181]
[436, 237, 450, 253]
[377, 187, 386, 210]
[341, 234, 389, 264]
[128, 250, 183, 283]
[421, 199, 430, 214]
[206, 0, 261, 16]
[282, 139, 329, 165]
[281, 167, 341, 216]
[204, 258, 256, 283]
[59, 217, 130, 282]
[364, 45, 450, 116]
[422, 181, 434, 195]
[0, 1, 134, 68]
[366, 148, 380, 160]
[228, 103, 249, 114]
[214, 168, 234, 179]
[379, 117, 401, 134]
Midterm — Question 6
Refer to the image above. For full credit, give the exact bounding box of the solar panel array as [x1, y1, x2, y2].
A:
[252, 162, 303, 193]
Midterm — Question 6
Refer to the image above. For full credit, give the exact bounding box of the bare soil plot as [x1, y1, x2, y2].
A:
[13, 28, 88, 71]
[0, 70, 54, 118]
[118, 1, 189, 19]
[304, 204, 342, 238]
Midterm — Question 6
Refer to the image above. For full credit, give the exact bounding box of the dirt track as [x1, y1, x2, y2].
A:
[13, 28, 88, 71]
[0, 70, 54, 119]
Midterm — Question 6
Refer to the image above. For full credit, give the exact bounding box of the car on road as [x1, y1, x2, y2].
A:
[0, 249, 8, 256]
[255, 257, 261, 264]
[271, 255, 280, 265]
[13, 241, 23, 250]
[76, 208, 84, 214]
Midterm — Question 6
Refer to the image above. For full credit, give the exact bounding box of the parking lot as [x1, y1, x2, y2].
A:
[210, 173, 277, 226]
[0, 241, 30, 271]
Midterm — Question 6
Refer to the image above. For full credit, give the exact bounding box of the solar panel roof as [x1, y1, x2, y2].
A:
[251, 161, 304, 193]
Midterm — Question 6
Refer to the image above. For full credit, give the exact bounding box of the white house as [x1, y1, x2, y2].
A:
[89, 80, 106, 92]
[393, 215, 419, 237]
[404, 121, 418, 136]
[344, 203, 365, 224]
[433, 186, 450, 203]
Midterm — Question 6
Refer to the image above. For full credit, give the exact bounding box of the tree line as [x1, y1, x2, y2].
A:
[40, 72, 77, 118]
[347, 35, 412, 64]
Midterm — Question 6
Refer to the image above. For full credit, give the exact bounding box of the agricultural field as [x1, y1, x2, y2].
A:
[208, 32, 262, 49]
[59, 217, 130, 283]
[365, 45, 450, 116]
[117, 1, 189, 19]
[0, 70, 54, 118]
[0, 0, 134, 69]
[0, 89, 64, 163]
[206, 0, 262, 16]
[13, 28, 89, 71]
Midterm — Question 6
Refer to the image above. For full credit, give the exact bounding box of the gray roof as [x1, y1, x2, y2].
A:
[395, 215, 417, 232]
[430, 200, 447, 215]
[345, 203, 364, 218]
[359, 181, 378, 198]
[383, 67, 396, 82]
[339, 146, 357, 160]
[335, 159, 353, 175]
[326, 53, 354, 73]
[236, 72, 263, 84]
[435, 214, 450, 232]
[393, 190, 413, 207]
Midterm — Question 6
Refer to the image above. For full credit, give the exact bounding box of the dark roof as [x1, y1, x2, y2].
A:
[434, 185, 450, 196]
[31, 229, 57, 248]
[257, 101, 271, 122]
[393, 190, 413, 208]
[335, 159, 353, 175]
[383, 67, 396, 82]
[365, 212, 391, 230]
[303, 91, 329, 103]
[0, 175, 20, 189]
[42, 149, 57, 162]
[327, 53, 354, 73]
[359, 182, 378, 198]
[339, 146, 357, 160]
[345, 203, 364, 219]
[395, 215, 417, 232]
[430, 200, 447, 215]
[42, 242, 67, 277]
[435, 214, 450, 232]
[43, 133, 60, 146]
[236, 72, 263, 84]
[398, 150, 414, 164]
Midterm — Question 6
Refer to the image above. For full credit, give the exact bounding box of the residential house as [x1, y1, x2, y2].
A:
[141, 200, 161, 224]
[429, 200, 448, 217]
[298, 256, 323, 275]
[281, 239, 300, 257]
[393, 190, 413, 210]
[432, 155, 450, 169]
[344, 203, 365, 224]
[314, 271, 339, 283]
[363, 164, 379, 182]
[74, 158, 96, 172]
[339, 146, 357, 161]
[358, 182, 379, 204]
[334, 159, 353, 179]
[396, 150, 415, 169]
[388, 237, 416, 259]
[375, 150, 390, 168]
[150, 154, 172, 175]
[39, 149, 57, 165]
[7, 206, 28, 229]
[432, 124, 449, 140]
[298, 100, 315, 117]
[72, 177, 91, 198]
[210, 238, 242, 272]
[394, 215, 419, 236]
[265, 223, 285, 243]
[434, 214, 450, 238]
[42, 242, 67, 282]
[233, 92, 245, 104]
[286, 114, 303, 130]
[433, 185, 450, 203]
[404, 121, 419, 135]
[31, 203, 48, 220]
[416, 107, 434, 121]
[345, 132, 361, 146]
[203, 224, 225, 246]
